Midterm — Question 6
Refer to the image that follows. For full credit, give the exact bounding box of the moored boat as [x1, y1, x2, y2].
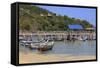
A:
[37, 41, 54, 51]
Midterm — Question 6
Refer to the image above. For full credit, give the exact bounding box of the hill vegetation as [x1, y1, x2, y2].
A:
[19, 5, 93, 32]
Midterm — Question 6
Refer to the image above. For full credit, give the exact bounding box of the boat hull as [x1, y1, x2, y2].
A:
[37, 45, 53, 51]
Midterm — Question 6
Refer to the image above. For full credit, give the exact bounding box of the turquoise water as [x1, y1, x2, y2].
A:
[19, 40, 96, 56]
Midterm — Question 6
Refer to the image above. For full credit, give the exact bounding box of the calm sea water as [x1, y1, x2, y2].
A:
[19, 40, 96, 56]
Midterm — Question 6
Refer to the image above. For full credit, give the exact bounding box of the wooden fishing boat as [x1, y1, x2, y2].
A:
[37, 41, 54, 51]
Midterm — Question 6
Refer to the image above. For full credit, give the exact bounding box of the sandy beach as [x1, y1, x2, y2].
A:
[19, 52, 96, 64]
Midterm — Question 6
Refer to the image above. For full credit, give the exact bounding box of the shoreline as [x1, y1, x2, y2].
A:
[19, 52, 96, 64]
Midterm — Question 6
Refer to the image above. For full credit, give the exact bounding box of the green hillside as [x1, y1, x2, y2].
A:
[19, 5, 93, 32]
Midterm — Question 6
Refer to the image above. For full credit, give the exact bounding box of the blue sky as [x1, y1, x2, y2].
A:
[38, 5, 96, 27]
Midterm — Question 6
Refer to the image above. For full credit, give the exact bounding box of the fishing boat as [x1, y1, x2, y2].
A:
[37, 40, 54, 51]
[28, 40, 54, 51]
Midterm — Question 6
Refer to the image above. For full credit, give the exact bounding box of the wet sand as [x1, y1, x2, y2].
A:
[19, 52, 96, 64]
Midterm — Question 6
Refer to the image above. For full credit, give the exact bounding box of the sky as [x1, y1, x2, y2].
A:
[38, 5, 96, 27]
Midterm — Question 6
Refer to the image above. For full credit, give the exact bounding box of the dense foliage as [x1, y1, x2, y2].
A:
[19, 5, 93, 32]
